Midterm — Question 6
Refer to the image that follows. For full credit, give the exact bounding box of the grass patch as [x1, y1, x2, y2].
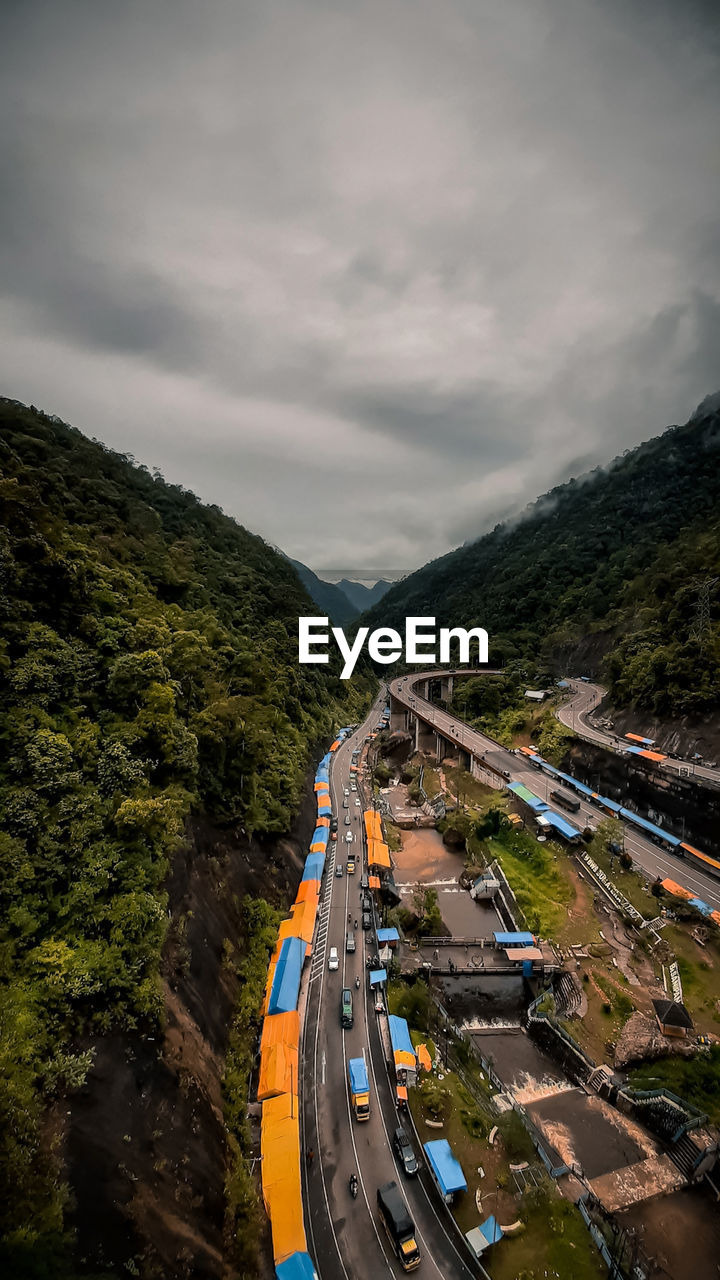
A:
[385, 822, 403, 854]
[486, 830, 575, 938]
[489, 1190, 606, 1280]
[630, 1046, 720, 1125]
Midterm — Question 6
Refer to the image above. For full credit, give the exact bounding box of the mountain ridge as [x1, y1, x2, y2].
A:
[363, 397, 720, 717]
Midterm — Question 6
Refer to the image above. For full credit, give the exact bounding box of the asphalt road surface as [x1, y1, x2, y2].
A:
[301, 695, 479, 1280]
[556, 678, 720, 789]
[389, 672, 720, 912]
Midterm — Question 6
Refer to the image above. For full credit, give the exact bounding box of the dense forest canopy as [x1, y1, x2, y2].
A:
[0, 399, 373, 1266]
[365, 398, 720, 717]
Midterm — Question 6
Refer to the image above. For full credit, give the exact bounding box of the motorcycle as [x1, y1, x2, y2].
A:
[348, 1173, 359, 1199]
[355, 976, 360, 990]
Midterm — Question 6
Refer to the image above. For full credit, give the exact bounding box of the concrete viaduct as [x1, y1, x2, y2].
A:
[387, 668, 511, 788]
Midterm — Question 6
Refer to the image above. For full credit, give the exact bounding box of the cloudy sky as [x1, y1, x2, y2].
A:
[1, 0, 719, 572]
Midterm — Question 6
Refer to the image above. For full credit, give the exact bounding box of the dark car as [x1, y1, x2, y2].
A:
[361, 911, 372, 931]
[330, 817, 338, 832]
[393, 1126, 419, 1177]
[361, 895, 372, 914]
[360, 874, 369, 890]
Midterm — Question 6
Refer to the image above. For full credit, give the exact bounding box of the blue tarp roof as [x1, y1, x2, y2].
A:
[597, 795, 622, 813]
[388, 1015, 415, 1058]
[540, 810, 583, 840]
[369, 968, 387, 986]
[302, 853, 325, 881]
[559, 773, 594, 797]
[424, 1139, 467, 1195]
[311, 827, 329, 846]
[619, 808, 682, 847]
[557, 680, 570, 688]
[627, 735, 654, 746]
[689, 897, 714, 917]
[479, 1215, 503, 1245]
[316, 802, 332, 816]
[539, 761, 560, 776]
[276, 1252, 318, 1280]
[348, 1058, 369, 1093]
[268, 936, 306, 1015]
[494, 931, 535, 946]
[377, 927, 399, 943]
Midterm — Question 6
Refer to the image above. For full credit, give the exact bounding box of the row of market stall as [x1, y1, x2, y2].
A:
[258, 733, 351, 1280]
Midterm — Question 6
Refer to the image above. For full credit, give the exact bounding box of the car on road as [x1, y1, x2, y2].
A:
[341, 988, 353, 1028]
[351, 782, 357, 791]
[328, 947, 339, 971]
[393, 1126, 419, 1177]
[361, 911, 372, 931]
[330, 817, 338, 831]
[354, 798, 361, 807]
[347, 856, 355, 874]
[335, 864, 343, 877]
[344, 788, 350, 796]
[345, 831, 353, 844]
[360, 874, 369, 890]
[344, 814, 351, 825]
[361, 895, 372, 913]
[346, 931, 355, 953]
[343, 799, 349, 808]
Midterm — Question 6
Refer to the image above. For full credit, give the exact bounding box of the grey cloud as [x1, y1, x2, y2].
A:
[0, 0, 718, 569]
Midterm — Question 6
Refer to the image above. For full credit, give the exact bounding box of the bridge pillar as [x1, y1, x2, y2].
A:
[415, 717, 435, 755]
[389, 693, 405, 733]
[439, 675, 454, 702]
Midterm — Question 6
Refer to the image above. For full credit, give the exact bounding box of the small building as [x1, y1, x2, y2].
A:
[377, 926, 400, 949]
[525, 689, 548, 702]
[423, 1139, 467, 1203]
[471, 871, 501, 901]
[652, 998, 694, 1039]
[493, 930, 536, 949]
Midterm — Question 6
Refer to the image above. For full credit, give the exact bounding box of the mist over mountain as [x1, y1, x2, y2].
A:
[365, 397, 720, 717]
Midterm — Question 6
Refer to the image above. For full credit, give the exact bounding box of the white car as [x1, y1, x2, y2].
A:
[345, 831, 353, 844]
[354, 798, 361, 807]
[328, 947, 339, 971]
[344, 788, 350, 796]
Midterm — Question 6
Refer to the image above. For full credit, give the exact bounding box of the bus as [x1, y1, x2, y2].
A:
[549, 789, 581, 814]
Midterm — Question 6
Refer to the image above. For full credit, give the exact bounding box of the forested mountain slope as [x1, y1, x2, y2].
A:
[366, 398, 720, 716]
[286, 556, 359, 625]
[0, 399, 372, 1274]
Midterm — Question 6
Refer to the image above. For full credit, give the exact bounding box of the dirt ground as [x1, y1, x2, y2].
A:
[617, 1186, 720, 1280]
[63, 772, 320, 1280]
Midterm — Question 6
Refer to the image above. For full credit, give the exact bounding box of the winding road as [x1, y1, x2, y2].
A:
[556, 677, 720, 789]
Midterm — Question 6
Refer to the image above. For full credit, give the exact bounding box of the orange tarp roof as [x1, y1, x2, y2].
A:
[295, 879, 320, 904]
[416, 1043, 432, 1071]
[625, 732, 650, 744]
[661, 878, 694, 901]
[276, 899, 317, 947]
[393, 1049, 416, 1069]
[369, 875, 381, 889]
[258, 1039, 299, 1100]
[313, 781, 326, 792]
[330, 739, 341, 751]
[364, 810, 383, 842]
[396, 1085, 408, 1102]
[639, 749, 667, 762]
[310, 840, 327, 852]
[260, 1011, 300, 1055]
[261, 1094, 306, 1263]
[316, 815, 330, 827]
[367, 839, 391, 869]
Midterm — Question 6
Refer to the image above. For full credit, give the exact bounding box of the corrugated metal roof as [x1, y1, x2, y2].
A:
[494, 931, 535, 945]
